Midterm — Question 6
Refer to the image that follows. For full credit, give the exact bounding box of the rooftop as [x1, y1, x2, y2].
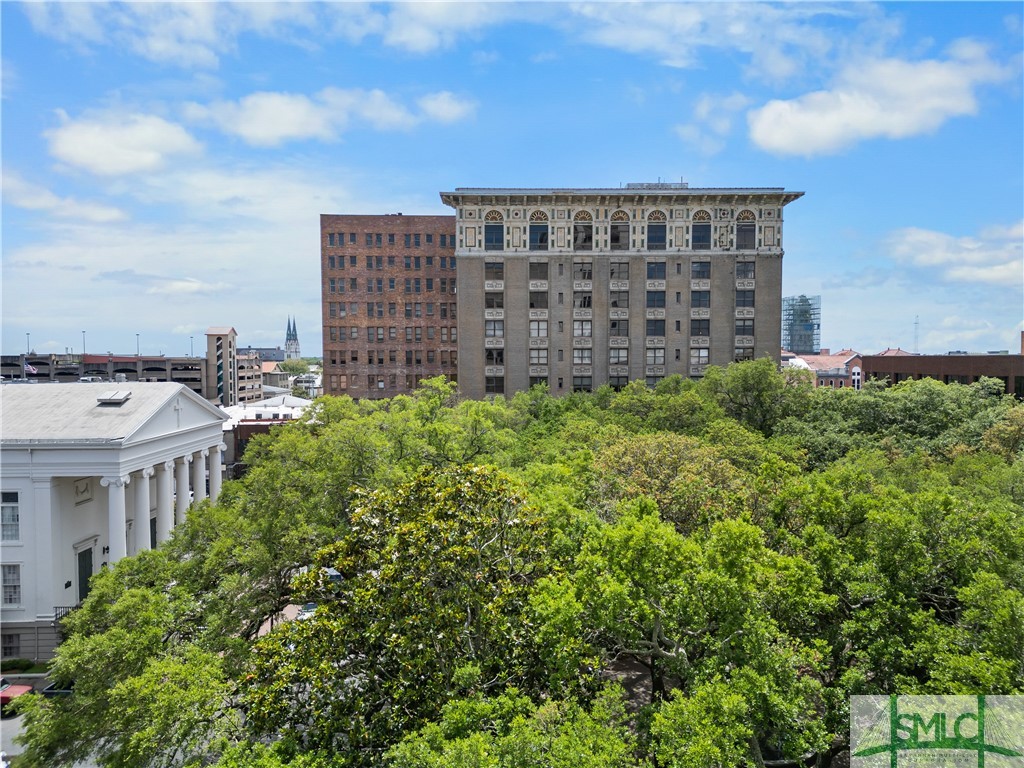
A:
[1, 382, 224, 444]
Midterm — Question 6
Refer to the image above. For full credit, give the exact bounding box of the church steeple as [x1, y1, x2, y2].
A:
[285, 316, 301, 359]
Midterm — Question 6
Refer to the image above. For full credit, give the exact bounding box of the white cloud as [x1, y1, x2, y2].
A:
[183, 92, 343, 146]
[675, 92, 751, 156]
[45, 112, 202, 176]
[18, 2, 516, 66]
[185, 88, 474, 146]
[3, 172, 127, 223]
[885, 221, 1023, 286]
[748, 40, 1012, 156]
[379, 3, 521, 53]
[417, 91, 477, 124]
[20, 2, 321, 68]
[566, 2, 843, 80]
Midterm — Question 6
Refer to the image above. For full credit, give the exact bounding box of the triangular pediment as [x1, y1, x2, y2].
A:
[123, 388, 225, 446]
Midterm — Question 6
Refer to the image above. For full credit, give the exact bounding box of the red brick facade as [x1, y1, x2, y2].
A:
[320, 214, 458, 398]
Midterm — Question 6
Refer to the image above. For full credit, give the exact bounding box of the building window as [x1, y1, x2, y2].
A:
[646, 348, 666, 365]
[485, 377, 505, 394]
[692, 210, 712, 250]
[529, 210, 549, 251]
[530, 320, 548, 337]
[609, 348, 628, 365]
[691, 319, 710, 336]
[573, 320, 592, 337]
[573, 211, 593, 251]
[1, 492, 18, 542]
[2, 564, 20, 605]
[610, 319, 629, 337]
[484, 210, 504, 251]
[608, 376, 628, 391]
[414, 234, 421, 247]
[647, 210, 667, 250]
[573, 261, 593, 280]
[530, 349, 548, 365]
[485, 292, 504, 309]
[485, 262, 504, 281]
[574, 292, 593, 309]
[529, 291, 548, 309]
[736, 318, 754, 336]
[691, 261, 711, 279]
[573, 348, 593, 365]
[735, 347, 755, 362]
[691, 291, 711, 308]
[690, 348, 710, 365]
[572, 377, 593, 392]
[529, 377, 548, 388]
[610, 210, 630, 250]
[485, 320, 504, 337]
[736, 290, 755, 308]
[647, 261, 666, 279]
[609, 261, 629, 280]
[609, 291, 629, 308]
[736, 210, 756, 250]
[736, 261, 755, 279]
[485, 349, 505, 365]
[529, 262, 548, 280]
[646, 291, 666, 308]
[1, 633, 19, 658]
[646, 319, 665, 336]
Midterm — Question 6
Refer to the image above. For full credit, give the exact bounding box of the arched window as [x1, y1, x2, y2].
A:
[610, 210, 630, 251]
[484, 210, 504, 251]
[736, 210, 756, 250]
[692, 210, 711, 250]
[529, 210, 549, 251]
[647, 210, 667, 250]
[573, 210, 593, 251]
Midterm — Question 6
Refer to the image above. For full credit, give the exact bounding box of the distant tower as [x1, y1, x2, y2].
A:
[285, 316, 301, 360]
[781, 295, 821, 355]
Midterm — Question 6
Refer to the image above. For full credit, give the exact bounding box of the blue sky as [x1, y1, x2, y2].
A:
[3, 1, 1022, 359]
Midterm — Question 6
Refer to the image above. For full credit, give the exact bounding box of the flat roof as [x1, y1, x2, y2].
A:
[441, 186, 804, 206]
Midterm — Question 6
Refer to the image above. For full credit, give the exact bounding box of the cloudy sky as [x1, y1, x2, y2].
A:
[2, 1, 1022, 358]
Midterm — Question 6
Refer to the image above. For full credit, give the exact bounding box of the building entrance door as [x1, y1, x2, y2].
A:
[77, 547, 93, 603]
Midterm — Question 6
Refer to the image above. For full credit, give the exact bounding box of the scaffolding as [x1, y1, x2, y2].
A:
[782, 295, 821, 354]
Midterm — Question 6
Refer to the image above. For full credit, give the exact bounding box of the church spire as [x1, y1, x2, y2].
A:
[285, 315, 301, 359]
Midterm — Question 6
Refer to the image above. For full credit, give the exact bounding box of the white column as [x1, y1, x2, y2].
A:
[133, 467, 154, 554]
[32, 478, 57, 617]
[156, 461, 174, 543]
[192, 450, 208, 503]
[209, 443, 225, 502]
[174, 455, 191, 524]
[100, 475, 130, 565]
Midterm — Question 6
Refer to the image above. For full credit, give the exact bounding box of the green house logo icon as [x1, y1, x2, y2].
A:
[851, 696, 1024, 767]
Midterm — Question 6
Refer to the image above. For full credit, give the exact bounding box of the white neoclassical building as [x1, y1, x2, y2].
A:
[0, 382, 226, 660]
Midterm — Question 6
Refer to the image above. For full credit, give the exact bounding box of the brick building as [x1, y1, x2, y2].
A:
[320, 214, 458, 398]
[862, 342, 1024, 397]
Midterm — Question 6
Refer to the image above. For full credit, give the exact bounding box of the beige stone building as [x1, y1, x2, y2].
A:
[440, 184, 803, 399]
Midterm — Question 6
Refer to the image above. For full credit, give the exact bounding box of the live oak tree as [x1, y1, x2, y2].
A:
[14, 366, 1024, 768]
[241, 465, 554, 765]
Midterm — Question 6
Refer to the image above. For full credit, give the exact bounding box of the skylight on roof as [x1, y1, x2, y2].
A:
[96, 390, 132, 406]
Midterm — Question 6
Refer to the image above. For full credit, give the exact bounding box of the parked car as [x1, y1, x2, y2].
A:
[296, 602, 317, 620]
[0, 677, 33, 715]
